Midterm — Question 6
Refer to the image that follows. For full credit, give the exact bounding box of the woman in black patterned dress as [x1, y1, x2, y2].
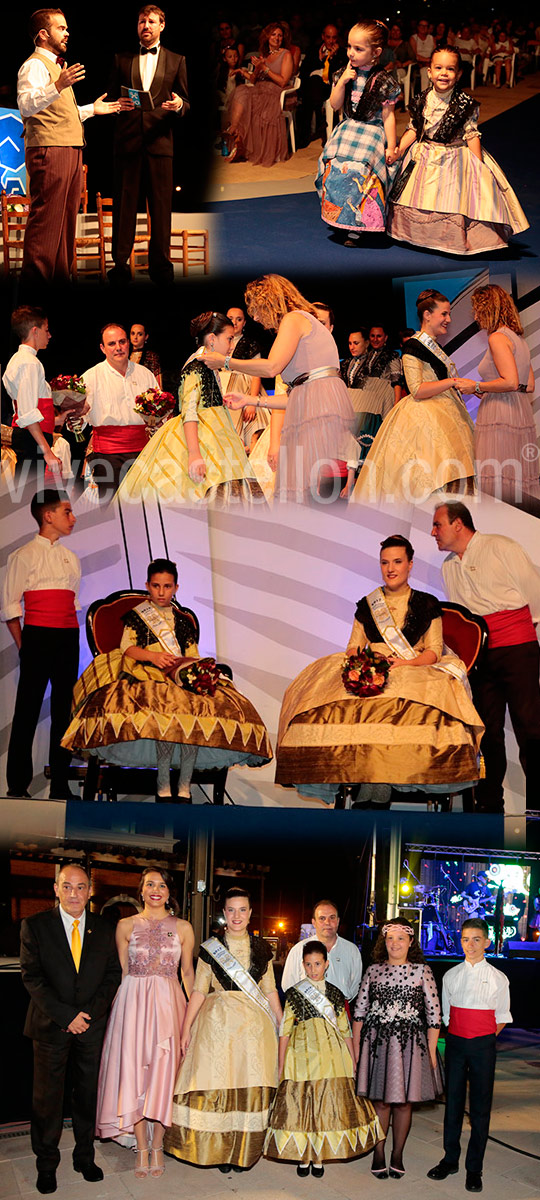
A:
[353, 917, 443, 1178]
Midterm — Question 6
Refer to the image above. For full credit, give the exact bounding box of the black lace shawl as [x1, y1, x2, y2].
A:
[233, 333, 261, 361]
[122, 602, 199, 653]
[401, 336, 450, 384]
[409, 85, 478, 143]
[285, 980, 347, 1024]
[339, 66, 400, 123]
[198, 933, 274, 990]
[175, 359, 223, 416]
[354, 589, 442, 647]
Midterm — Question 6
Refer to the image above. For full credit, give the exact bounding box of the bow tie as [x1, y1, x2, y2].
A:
[56, 56, 65, 67]
[140, 46, 158, 55]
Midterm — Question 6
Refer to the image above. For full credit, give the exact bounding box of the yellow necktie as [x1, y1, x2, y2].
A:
[71, 919, 81, 971]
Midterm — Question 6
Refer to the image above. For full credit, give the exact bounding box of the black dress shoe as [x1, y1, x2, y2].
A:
[428, 1161, 459, 1180]
[218, 1164, 232, 1173]
[49, 787, 78, 800]
[74, 1163, 104, 1182]
[311, 1163, 325, 1178]
[296, 1164, 310, 1177]
[466, 1172, 483, 1192]
[36, 1171, 57, 1194]
[6, 789, 31, 798]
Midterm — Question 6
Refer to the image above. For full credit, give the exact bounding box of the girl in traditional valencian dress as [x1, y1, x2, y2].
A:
[265, 941, 382, 1179]
[316, 20, 401, 244]
[388, 46, 528, 254]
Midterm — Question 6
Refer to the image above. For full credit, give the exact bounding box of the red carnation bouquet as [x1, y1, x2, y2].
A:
[49, 374, 88, 440]
[176, 657, 221, 696]
[342, 646, 391, 697]
[133, 388, 175, 437]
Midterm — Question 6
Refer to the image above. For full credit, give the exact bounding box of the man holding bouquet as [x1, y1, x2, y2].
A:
[81, 323, 158, 500]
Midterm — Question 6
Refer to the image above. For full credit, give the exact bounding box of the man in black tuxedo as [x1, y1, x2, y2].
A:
[20, 865, 121, 1194]
[108, 4, 189, 284]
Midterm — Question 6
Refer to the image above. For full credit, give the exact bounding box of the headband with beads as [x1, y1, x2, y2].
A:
[382, 923, 414, 937]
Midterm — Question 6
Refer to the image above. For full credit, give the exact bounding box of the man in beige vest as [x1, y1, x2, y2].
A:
[17, 8, 128, 283]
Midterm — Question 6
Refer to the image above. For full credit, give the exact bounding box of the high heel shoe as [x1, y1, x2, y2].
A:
[134, 1150, 149, 1178]
[389, 1163, 405, 1179]
[371, 1166, 389, 1180]
[150, 1148, 164, 1177]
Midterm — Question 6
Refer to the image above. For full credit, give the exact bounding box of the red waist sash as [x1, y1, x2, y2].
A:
[23, 589, 78, 629]
[92, 424, 147, 453]
[12, 396, 55, 434]
[484, 605, 536, 648]
[448, 1007, 496, 1038]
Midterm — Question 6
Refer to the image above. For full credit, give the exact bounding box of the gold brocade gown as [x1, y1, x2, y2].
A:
[350, 347, 475, 504]
[61, 602, 272, 771]
[276, 588, 484, 805]
[164, 931, 279, 1168]
[264, 979, 382, 1165]
[116, 359, 264, 506]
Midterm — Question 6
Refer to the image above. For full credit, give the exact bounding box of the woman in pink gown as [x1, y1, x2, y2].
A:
[96, 868, 194, 1178]
[226, 22, 294, 165]
[457, 285, 539, 513]
[203, 274, 359, 503]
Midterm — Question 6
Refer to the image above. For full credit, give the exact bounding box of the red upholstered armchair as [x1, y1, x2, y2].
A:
[440, 602, 488, 674]
[81, 589, 230, 804]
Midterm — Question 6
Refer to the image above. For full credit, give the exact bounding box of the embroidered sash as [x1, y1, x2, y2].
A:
[133, 600, 181, 656]
[414, 331, 458, 380]
[203, 936, 278, 1031]
[293, 978, 340, 1030]
[366, 588, 468, 686]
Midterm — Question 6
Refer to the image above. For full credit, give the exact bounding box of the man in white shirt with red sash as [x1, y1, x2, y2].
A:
[1, 490, 80, 799]
[3, 306, 63, 479]
[428, 918, 512, 1193]
[432, 501, 540, 813]
[82, 323, 158, 501]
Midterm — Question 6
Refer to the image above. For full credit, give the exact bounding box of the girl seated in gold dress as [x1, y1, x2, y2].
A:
[276, 535, 483, 806]
[62, 559, 272, 800]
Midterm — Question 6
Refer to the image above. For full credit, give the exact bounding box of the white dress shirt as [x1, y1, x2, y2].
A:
[59, 905, 87, 947]
[281, 934, 363, 1002]
[139, 43, 160, 91]
[3, 345, 51, 428]
[81, 359, 158, 427]
[17, 46, 94, 121]
[442, 533, 540, 622]
[0, 535, 81, 622]
[442, 958, 512, 1027]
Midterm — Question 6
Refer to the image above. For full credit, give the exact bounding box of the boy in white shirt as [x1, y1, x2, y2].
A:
[427, 918, 512, 1194]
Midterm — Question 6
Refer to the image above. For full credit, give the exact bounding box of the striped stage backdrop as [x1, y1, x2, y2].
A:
[2, 485, 537, 813]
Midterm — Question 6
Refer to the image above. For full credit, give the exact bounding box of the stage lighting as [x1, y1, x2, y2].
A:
[399, 878, 412, 897]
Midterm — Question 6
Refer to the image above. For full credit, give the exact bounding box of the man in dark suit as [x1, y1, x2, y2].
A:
[20, 864, 121, 1194]
[108, 4, 189, 284]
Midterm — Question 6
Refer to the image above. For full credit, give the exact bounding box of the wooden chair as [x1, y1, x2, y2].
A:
[95, 195, 151, 276]
[169, 227, 209, 275]
[81, 589, 231, 804]
[2, 168, 90, 275]
[1, 191, 31, 274]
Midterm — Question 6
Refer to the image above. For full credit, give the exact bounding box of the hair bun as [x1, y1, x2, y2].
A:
[190, 312, 213, 340]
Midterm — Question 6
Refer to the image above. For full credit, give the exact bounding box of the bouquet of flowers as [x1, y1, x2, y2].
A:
[49, 374, 88, 441]
[133, 388, 175, 437]
[176, 657, 221, 696]
[342, 646, 391, 697]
